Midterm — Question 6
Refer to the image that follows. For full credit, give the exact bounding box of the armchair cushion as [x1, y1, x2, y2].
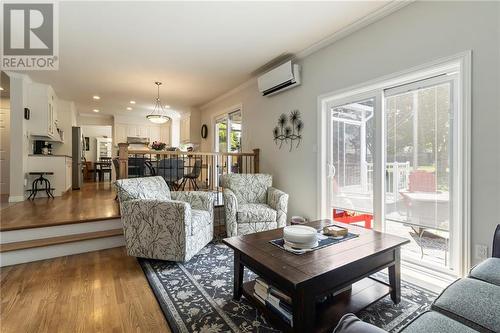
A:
[191, 209, 211, 236]
[171, 191, 214, 216]
[220, 173, 272, 204]
[237, 203, 277, 223]
[115, 176, 171, 202]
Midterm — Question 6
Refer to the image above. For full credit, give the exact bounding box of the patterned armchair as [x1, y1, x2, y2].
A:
[115, 176, 213, 262]
[221, 174, 288, 237]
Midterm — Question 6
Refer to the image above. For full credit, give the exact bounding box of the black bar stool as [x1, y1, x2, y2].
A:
[27, 172, 55, 200]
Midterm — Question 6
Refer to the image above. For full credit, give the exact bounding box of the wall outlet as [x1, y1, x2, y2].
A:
[475, 244, 488, 261]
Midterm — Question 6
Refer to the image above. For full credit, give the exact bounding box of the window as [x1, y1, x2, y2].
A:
[319, 54, 470, 277]
[214, 109, 243, 174]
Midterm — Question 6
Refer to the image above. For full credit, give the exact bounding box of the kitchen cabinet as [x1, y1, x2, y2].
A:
[180, 115, 190, 143]
[96, 138, 112, 159]
[114, 122, 171, 146]
[27, 83, 61, 141]
[150, 126, 161, 143]
[114, 124, 127, 145]
[179, 113, 200, 144]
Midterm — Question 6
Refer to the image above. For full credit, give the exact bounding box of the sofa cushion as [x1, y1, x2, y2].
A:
[431, 277, 500, 332]
[221, 174, 272, 204]
[470, 257, 500, 286]
[237, 204, 277, 223]
[333, 314, 386, 333]
[115, 176, 171, 202]
[191, 209, 211, 236]
[400, 311, 479, 333]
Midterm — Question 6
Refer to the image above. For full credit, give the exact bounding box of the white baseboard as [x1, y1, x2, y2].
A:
[0, 218, 123, 243]
[8, 195, 25, 203]
[0, 235, 126, 267]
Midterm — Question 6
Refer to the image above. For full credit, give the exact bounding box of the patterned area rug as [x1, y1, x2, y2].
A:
[138, 242, 437, 333]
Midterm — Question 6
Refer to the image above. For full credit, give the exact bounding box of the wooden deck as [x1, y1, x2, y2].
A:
[0, 182, 119, 231]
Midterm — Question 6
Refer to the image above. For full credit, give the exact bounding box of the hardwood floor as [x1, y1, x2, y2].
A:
[0, 181, 120, 231]
[0, 247, 171, 333]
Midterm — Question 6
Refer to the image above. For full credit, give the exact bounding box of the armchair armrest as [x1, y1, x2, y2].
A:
[120, 199, 192, 255]
[171, 191, 214, 218]
[223, 189, 238, 237]
[267, 187, 289, 228]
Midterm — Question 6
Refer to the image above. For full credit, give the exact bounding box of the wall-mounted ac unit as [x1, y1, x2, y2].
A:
[257, 60, 301, 96]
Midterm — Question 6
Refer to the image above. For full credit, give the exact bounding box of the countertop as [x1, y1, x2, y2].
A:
[28, 154, 72, 159]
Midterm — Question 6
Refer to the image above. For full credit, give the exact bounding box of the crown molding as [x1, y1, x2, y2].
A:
[198, 77, 257, 111]
[199, 0, 412, 111]
[296, 1, 413, 59]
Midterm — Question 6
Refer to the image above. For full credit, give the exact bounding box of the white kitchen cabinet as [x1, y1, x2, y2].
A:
[149, 126, 161, 143]
[127, 125, 137, 137]
[180, 115, 190, 143]
[27, 83, 61, 141]
[137, 125, 149, 138]
[160, 125, 170, 144]
[114, 124, 127, 145]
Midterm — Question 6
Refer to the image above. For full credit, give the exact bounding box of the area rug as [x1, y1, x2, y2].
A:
[138, 242, 437, 333]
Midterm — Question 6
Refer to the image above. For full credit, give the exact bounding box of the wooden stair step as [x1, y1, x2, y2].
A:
[0, 229, 124, 253]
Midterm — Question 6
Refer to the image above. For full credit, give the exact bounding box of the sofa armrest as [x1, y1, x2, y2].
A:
[171, 191, 214, 219]
[333, 314, 387, 333]
[267, 187, 289, 228]
[223, 189, 238, 237]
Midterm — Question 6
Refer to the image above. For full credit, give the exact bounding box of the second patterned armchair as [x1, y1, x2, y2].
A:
[221, 174, 289, 237]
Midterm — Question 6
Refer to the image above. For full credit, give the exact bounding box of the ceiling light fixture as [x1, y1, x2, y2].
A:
[0, 87, 4, 91]
[126, 107, 132, 111]
[164, 105, 171, 109]
[146, 82, 170, 124]
[129, 100, 136, 104]
[93, 109, 100, 113]
[93, 95, 100, 100]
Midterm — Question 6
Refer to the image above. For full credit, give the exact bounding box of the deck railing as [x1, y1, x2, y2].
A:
[117, 143, 259, 192]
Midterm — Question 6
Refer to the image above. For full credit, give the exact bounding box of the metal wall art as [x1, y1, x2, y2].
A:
[273, 110, 303, 151]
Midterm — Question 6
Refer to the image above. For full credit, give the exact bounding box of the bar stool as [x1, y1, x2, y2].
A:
[27, 172, 55, 200]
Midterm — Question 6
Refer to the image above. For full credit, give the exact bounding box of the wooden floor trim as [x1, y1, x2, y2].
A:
[0, 228, 124, 253]
[0, 214, 121, 232]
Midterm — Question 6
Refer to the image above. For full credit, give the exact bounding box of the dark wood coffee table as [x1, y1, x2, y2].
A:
[223, 220, 410, 333]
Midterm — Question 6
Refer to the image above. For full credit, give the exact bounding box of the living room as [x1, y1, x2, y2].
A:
[1, 1, 499, 332]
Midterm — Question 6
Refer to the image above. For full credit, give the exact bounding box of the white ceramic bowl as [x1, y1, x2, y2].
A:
[283, 225, 317, 245]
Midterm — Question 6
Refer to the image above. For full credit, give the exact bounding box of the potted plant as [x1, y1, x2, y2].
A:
[151, 141, 166, 151]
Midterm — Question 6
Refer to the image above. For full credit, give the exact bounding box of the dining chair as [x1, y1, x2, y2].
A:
[180, 159, 202, 190]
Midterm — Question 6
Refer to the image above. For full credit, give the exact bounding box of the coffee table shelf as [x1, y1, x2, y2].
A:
[242, 277, 391, 333]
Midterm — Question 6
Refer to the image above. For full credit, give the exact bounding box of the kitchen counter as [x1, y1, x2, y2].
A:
[27, 155, 72, 197]
[29, 154, 72, 158]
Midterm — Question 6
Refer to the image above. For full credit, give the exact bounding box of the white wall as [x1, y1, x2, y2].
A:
[81, 125, 112, 163]
[7, 73, 31, 202]
[0, 97, 10, 194]
[200, 1, 500, 263]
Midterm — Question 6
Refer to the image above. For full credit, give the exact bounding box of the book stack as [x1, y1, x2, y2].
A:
[253, 277, 293, 327]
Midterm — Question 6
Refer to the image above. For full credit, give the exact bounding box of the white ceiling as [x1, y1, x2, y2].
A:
[20, 1, 390, 118]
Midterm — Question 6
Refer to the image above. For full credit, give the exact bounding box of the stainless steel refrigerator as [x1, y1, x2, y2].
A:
[72, 126, 84, 189]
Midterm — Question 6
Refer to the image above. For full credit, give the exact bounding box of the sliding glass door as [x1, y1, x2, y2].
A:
[215, 109, 243, 178]
[384, 76, 457, 273]
[328, 98, 376, 229]
[324, 69, 461, 276]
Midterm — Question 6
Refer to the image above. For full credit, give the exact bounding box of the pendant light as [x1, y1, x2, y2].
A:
[147, 81, 170, 124]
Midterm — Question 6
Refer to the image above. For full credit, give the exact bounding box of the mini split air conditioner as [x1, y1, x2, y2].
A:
[257, 60, 301, 96]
